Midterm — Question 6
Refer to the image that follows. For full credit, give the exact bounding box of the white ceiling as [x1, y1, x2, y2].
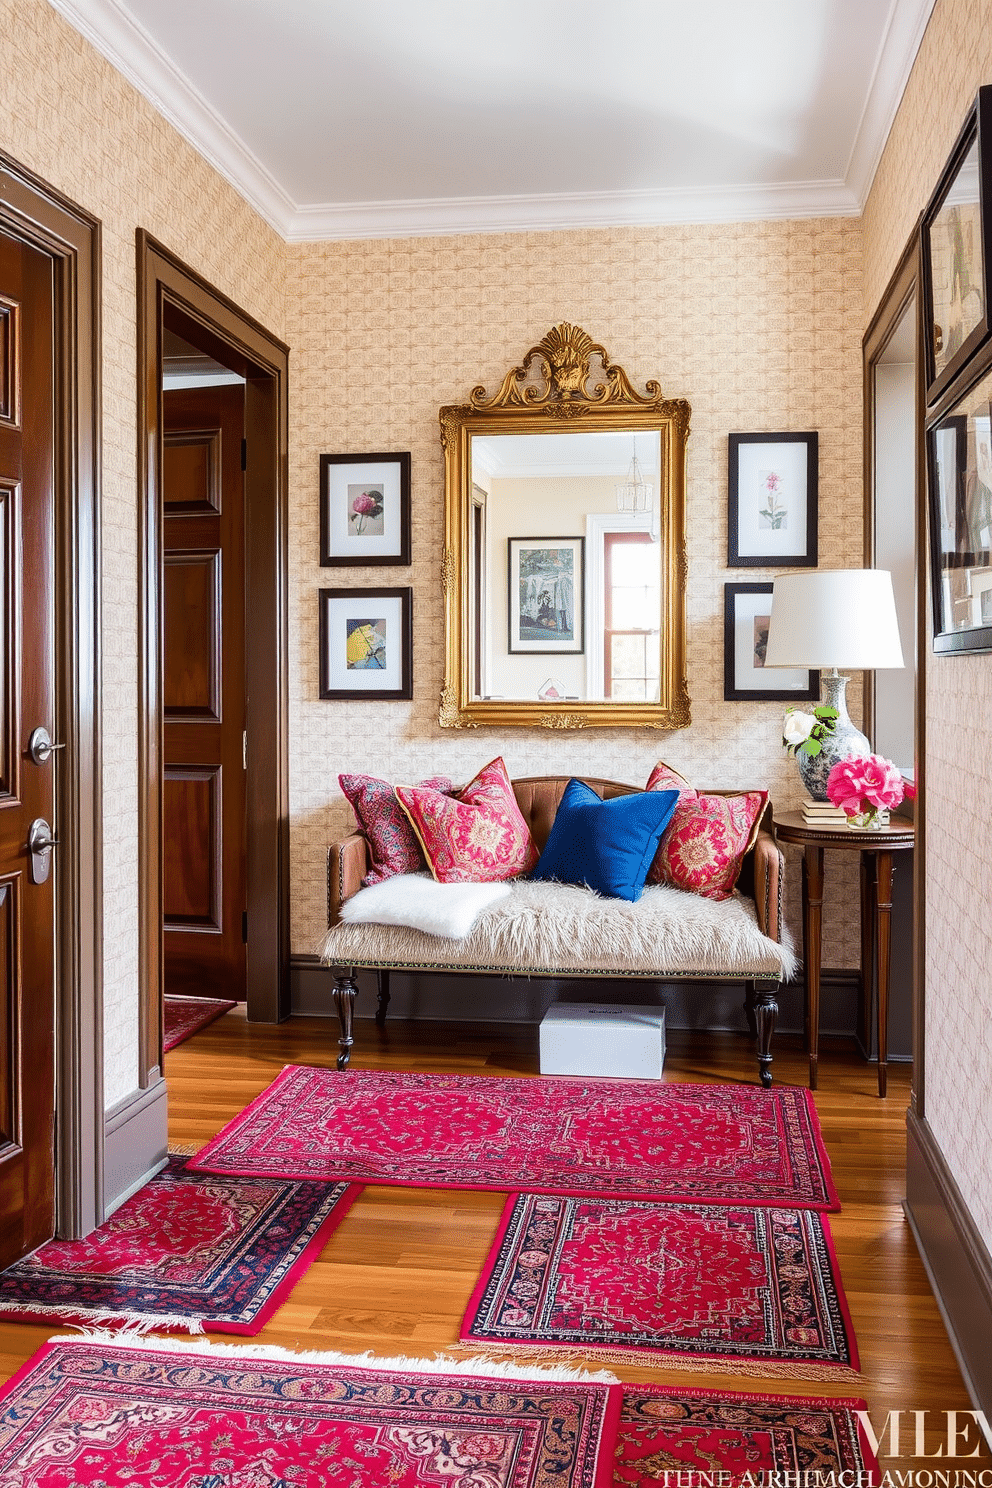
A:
[50, 0, 937, 240]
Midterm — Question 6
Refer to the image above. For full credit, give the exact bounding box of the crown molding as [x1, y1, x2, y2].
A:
[846, 0, 938, 207]
[50, 0, 929, 242]
[47, 0, 295, 236]
[287, 180, 861, 242]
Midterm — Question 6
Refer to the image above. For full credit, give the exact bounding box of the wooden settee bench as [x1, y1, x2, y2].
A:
[318, 775, 793, 1084]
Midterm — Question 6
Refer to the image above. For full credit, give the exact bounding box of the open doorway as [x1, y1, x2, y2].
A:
[863, 239, 923, 1096]
[137, 233, 290, 1090]
[161, 331, 248, 1002]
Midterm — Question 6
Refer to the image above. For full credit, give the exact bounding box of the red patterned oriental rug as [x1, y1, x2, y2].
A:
[614, 1384, 878, 1486]
[460, 1193, 859, 1378]
[0, 1337, 621, 1488]
[187, 1067, 840, 1210]
[164, 994, 237, 1051]
[0, 1158, 359, 1334]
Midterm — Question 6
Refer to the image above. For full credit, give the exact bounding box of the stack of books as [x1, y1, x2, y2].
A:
[800, 796, 848, 825]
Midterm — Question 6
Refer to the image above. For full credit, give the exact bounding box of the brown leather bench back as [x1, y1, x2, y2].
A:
[511, 775, 637, 852]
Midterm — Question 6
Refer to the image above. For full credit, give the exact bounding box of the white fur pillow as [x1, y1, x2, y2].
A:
[340, 874, 512, 940]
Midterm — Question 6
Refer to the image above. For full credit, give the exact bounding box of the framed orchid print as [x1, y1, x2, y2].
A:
[921, 86, 992, 406]
[318, 587, 413, 699]
[319, 452, 411, 566]
[727, 432, 818, 567]
[724, 583, 818, 701]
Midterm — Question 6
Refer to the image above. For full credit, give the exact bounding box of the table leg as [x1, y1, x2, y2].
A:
[859, 852, 875, 1053]
[875, 851, 894, 1098]
[802, 844, 824, 1090]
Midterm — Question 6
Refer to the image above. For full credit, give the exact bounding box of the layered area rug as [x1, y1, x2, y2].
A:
[614, 1384, 878, 1485]
[163, 994, 237, 1051]
[0, 1336, 621, 1488]
[0, 1157, 358, 1334]
[187, 1067, 839, 1209]
[460, 1193, 858, 1377]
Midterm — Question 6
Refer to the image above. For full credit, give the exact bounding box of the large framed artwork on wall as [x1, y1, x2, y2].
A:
[319, 452, 411, 566]
[727, 433, 818, 567]
[921, 86, 992, 407]
[926, 351, 992, 654]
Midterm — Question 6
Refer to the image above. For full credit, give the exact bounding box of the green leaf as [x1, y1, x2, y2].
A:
[814, 706, 839, 720]
[802, 739, 822, 757]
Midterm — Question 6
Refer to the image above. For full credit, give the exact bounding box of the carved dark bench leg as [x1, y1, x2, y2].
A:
[375, 969, 391, 1028]
[333, 968, 357, 1071]
[743, 981, 758, 1040]
[753, 979, 779, 1088]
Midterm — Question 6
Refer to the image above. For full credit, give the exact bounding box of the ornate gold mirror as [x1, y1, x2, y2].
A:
[439, 324, 691, 729]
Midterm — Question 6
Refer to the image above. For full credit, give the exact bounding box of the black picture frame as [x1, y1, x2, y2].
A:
[921, 87, 992, 407]
[926, 347, 992, 654]
[319, 451, 411, 566]
[318, 586, 413, 699]
[727, 432, 818, 567]
[506, 536, 585, 654]
[723, 582, 819, 701]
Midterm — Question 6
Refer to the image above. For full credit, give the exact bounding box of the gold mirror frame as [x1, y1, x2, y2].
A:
[439, 324, 691, 729]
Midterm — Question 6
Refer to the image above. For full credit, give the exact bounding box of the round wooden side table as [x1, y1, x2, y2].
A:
[773, 811, 915, 1096]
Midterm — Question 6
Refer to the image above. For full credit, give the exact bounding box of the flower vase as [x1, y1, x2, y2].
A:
[795, 673, 871, 801]
[846, 807, 889, 831]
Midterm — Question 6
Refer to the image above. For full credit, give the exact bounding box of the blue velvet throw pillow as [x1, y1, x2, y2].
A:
[531, 779, 680, 902]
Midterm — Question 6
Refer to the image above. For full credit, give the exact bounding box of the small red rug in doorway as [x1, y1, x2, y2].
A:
[187, 1066, 840, 1210]
[614, 1383, 878, 1485]
[460, 1193, 858, 1377]
[0, 1337, 621, 1488]
[163, 994, 237, 1051]
[0, 1157, 359, 1334]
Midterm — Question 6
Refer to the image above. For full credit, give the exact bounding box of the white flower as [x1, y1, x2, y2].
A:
[783, 710, 816, 748]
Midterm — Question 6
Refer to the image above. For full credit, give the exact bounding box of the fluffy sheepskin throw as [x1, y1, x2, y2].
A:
[320, 878, 795, 980]
[339, 874, 511, 941]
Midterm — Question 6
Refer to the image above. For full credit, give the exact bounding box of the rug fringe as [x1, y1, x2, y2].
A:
[47, 1332, 617, 1383]
[448, 1340, 859, 1384]
[0, 1304, 204, 1335]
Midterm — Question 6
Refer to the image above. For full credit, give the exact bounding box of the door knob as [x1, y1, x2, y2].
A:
[27, 727, 66, 766]
[27, 818, 58, 885]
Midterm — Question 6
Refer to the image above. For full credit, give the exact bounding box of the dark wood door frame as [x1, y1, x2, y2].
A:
[862, 228, 926, 1118]
[0, 151, 102, 1238]
[136, 232, 290, 1083]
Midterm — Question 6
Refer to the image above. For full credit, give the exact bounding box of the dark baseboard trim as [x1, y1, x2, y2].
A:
[905, 1108, 992, 1425]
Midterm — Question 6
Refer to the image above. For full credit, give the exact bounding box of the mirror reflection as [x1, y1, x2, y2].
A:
[469, 430, 662, 703]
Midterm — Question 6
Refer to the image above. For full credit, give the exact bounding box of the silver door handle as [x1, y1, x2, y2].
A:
[27, 818, 58, 885]
[28, 727, 66, 766]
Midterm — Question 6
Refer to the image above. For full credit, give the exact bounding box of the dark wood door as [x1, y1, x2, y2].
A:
[0, 228, 57, 1267]
[163, 385, 247, 1000]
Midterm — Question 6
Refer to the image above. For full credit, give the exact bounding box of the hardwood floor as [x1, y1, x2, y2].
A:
[1, 1009, 987, 1469]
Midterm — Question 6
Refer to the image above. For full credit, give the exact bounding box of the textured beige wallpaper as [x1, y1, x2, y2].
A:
[0, 0, 286, 1107]
[863, 0, 992, 1250]
[285, 220, 867, 968]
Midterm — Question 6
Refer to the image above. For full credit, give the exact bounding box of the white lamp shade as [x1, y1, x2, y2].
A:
[764, 569, 904, 670]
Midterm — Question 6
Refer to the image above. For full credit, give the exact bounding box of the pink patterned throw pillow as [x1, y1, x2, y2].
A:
[339, 774, 452, 886]
[645, 761, 767, 902]
[396, 757, 538, 884]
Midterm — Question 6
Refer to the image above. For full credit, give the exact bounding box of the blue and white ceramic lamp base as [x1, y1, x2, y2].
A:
[796, 673, 871, 802]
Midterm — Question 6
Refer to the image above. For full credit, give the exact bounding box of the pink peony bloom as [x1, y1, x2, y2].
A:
[351, 491, 379, 516]
[826, 754, 906, 816]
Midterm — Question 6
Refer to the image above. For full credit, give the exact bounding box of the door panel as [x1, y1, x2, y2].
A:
[164, 550, 221, 719]
[163, 386, 246, 1000]
[0, 228, 56, 1267]
[163, 765, 222, 928]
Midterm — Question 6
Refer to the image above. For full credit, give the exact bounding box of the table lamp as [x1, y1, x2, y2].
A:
[763, 569, 904, 800]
